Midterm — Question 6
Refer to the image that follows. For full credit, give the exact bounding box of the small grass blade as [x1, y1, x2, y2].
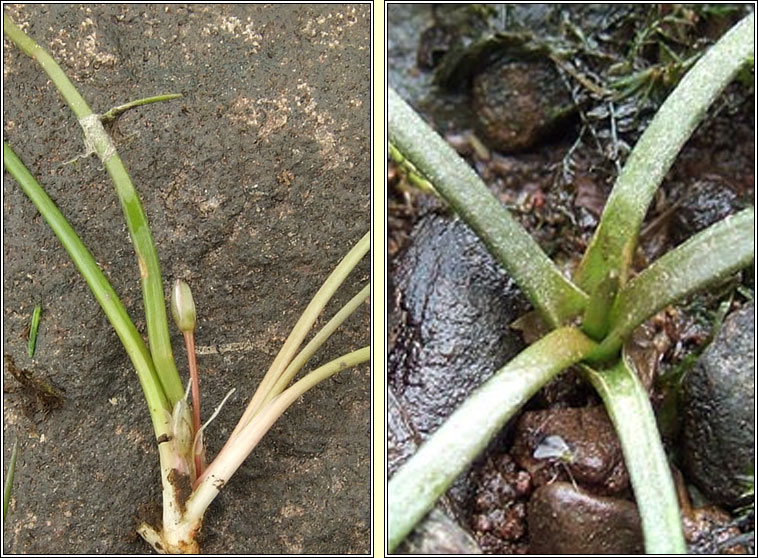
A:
[27, 304, 42, 357]
[3, 440, 19, 522]
[101, 93, 183, 124]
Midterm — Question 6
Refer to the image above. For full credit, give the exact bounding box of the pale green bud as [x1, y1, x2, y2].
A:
[171, 279, 196, 333]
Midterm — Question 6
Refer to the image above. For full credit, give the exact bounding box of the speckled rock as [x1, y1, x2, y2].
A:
[3, 4, 369, 554]
[528, 482, 644, 554]
[681, 302, 755, 509]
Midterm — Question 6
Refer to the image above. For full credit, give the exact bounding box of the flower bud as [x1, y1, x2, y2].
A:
[171, 279, 196, 333]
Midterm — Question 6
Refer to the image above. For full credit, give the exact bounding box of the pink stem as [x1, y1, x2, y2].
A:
[184, 330, 203, 476]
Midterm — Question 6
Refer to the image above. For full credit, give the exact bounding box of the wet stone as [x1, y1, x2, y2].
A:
[511, 406, 629, 495]
[388, 211, 527, 443]
[472, 57, 575, 152]
[672, 177, 743, 244]
[397, 509, 483, 555]
[388, 210, 528, 511]
[528, 482, 644, 555]
[681, 302, 755, 509]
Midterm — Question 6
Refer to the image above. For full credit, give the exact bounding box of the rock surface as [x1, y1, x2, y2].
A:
[388, 210, 528, 535]
[3, 4, 369, 554]
[681, 302, 755, 509]
[388, 212, 527, 442]
[528, 482, 644, 554]
[672, 177, 743, 244]
[511, 406, 629, 495]
[397, 509, 483, 555]
[472, 57, 575, 152]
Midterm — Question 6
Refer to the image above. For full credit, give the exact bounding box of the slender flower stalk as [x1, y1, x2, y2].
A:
[171, 279, 203, 475]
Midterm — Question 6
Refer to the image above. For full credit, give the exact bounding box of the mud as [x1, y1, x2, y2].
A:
[3, 4, 370, 554]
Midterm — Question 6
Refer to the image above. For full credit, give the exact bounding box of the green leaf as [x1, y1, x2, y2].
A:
[388, 326, 597, 552]
[4, 15, 185, 405]
[3, 143, 172, 434]
[27, 304, 42, 357]
[3, 440, 19, 522]
[388, 88, 588, 327]
[590, 208, 754, 362]
[581, 356, 686, 554]
[574, 13, 755, 295]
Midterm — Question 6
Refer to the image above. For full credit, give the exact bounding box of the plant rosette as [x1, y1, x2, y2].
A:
[388, 12, 754, 555]
[3, 7, 370, 554]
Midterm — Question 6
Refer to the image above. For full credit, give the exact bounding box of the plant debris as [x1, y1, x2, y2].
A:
[4, 354, 64, 416]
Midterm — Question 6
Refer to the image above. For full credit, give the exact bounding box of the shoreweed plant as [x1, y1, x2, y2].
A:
[3, 16, 369, 554]
[388, 13, 754, 554]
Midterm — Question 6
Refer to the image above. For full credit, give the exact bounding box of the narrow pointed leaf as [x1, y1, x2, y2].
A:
[4, 143, 171, 431]
[581, 357, 686, 554]
[4, 16, 185, 404]
[389, 88, 588, 327]
[388, 327, 596, 551]
[591, 208, 754, 362]
[574, 13, 755, 295]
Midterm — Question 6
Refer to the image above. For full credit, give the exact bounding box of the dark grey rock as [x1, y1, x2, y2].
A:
[528, 482, 644, 554]
[3, 4, 369, 554]
[682, 302, 755, 509]
[388, 212, 527, 444]
[672, 177, 743, 244]
[472, 57, 576, 152]
[387, 211, 528, 542]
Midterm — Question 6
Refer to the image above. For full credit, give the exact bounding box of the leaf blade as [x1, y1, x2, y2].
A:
[389, 88, 588, 327]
